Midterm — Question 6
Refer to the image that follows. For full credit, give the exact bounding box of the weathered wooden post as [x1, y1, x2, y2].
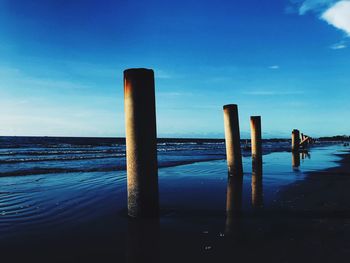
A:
[124, 68, 159, 218]
[291, 129, 300, 152]
[223, 104, 243, 176]
[250, 116, 262, 175]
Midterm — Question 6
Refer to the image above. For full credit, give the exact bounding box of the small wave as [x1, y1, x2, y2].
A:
[0, 166, 123, 177]
[157, 147, 224, 152]
[0, 156, 226, 177]
[0, 149, 120, 156]
[0, 154, 125, 164]
[157, 142, 198, 146]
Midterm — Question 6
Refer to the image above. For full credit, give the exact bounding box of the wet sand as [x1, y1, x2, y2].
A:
[221, 148, 350, 263]
[158, 148, 350, 263]
[278, 150, 350, 212]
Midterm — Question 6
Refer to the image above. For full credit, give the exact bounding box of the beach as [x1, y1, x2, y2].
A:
[2, 1, 349, 262]
[0, 137, 349, 262]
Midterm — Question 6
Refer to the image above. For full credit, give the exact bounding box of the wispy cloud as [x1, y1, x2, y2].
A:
[243, 90, 304, 96]
[330, 41, 347, 49]
[156, 69, 173, 79]
[25, 77, 90, 90]
[158, 91, 193, 97]
[268, 65, 280, 70]
[297, 0, 337, 15]
[0, 65, 93, 92]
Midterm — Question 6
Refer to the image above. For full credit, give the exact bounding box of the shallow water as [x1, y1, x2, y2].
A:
[0, 138, 346, 262]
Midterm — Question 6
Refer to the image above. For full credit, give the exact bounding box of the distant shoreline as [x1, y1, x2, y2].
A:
[0, 135, 349, 142]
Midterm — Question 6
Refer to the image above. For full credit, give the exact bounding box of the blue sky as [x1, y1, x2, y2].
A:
[0, 0, 349, 138]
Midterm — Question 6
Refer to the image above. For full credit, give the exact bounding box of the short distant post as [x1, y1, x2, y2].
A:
[291, 129, 300, 152]
[250, 116, 262, 175]
[223, 104, 243, 176]
[124, 68, 159, 218]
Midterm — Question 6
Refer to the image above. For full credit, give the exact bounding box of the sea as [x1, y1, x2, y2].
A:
[0, 136, 345, 262]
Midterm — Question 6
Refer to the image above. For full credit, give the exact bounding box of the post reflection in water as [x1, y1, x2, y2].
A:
[126, 218, 160, 263]
[301, 151, 310, 160]
[292, 151, 300, 170]
[251, 171, 263, 209]
[225, 173, 243, 236]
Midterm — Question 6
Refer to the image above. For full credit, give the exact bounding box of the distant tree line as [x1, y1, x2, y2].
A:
[318, 135, 350, 141]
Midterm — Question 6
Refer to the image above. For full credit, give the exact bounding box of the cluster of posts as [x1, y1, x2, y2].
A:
[291, 129, 313, 169]
[292, 129, 313, 152]
[124, 68, 309, 218]
[223, 105, 263, 215]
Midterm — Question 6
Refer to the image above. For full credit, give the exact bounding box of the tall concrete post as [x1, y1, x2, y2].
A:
[124, 68, 159, 218]
[223, 104, 243, 176]
[291, 129, 300, 152]
[250, 116, 262, 175]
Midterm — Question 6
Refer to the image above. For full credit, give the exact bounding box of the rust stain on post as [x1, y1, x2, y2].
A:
[223, 104, 243, 176]
[124, 68, 159, 218]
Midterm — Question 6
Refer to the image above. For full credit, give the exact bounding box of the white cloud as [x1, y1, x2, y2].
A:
[321, 1, 350, 36]
[289, 0, 350, 47]
[268, 65, 280, 70]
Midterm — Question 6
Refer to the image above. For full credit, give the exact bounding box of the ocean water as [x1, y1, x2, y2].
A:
[0, 136, 345, 262]
[0, 136, 291, 177]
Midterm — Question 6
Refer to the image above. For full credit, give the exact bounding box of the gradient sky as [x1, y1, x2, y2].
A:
[0, 0, 349, 138]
